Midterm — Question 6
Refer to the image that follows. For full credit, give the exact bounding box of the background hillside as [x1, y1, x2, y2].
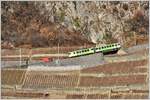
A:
[1, 1, 149, 48]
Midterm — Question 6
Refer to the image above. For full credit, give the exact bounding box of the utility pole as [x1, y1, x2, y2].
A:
[56, 24, 61, 66]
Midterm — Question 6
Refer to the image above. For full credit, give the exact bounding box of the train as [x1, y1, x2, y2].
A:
[68, 43, 121, 57]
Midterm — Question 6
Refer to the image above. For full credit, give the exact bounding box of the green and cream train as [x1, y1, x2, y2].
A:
[68, 43, 121, 57]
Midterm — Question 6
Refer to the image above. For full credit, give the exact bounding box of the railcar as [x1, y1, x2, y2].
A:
[68, 43, 121, 57]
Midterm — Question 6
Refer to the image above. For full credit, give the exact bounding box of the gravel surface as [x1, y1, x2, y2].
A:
[2, 43, 148, 68]
[30, 53, 105, 68]
[125, 43, 149, 53]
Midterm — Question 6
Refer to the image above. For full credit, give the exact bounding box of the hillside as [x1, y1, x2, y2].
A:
[1, 1, 149, 49]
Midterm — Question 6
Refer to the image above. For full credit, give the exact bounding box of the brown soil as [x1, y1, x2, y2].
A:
[1, 69, 26, 85]
[23, 72, 79, 89]
[2, 91, 44, 98]
[81, 59, 148, 74]
[79, 75, 146, 87]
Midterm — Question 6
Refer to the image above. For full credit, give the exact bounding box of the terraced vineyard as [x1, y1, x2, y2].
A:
[66, 89, 149, 99]
[66, 92, 110, 99]
[1, 91, 44, 98]
[22, 71, 79, 89]
[1, 44, 149, 99]
[21, 59, 148, 89]
[81, 59, 148, 74]
[2, 88, 148, 99]
[1, 69, 26, 86]
[79, 74, 147, 87]
[110, 89, 149, 99]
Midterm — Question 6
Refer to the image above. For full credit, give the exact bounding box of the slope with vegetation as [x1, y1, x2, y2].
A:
[1, 1, 149, 49]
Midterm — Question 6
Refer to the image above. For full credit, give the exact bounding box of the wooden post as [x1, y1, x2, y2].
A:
[84, 87, 87, 99]
[134, 32, 137, 45]
[20, 48, 22, 67]
[76, 66, 81, 88]
[108, 89, 111, 99]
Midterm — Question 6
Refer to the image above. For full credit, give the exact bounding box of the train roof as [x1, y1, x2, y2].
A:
[69, 43, 120, 53]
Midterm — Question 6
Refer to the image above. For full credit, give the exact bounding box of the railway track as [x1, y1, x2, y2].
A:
[2, 53, 68, 58]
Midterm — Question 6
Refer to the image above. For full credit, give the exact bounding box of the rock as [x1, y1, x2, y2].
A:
[1, 1, 149, 48]
[117, 49, 127, 55]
